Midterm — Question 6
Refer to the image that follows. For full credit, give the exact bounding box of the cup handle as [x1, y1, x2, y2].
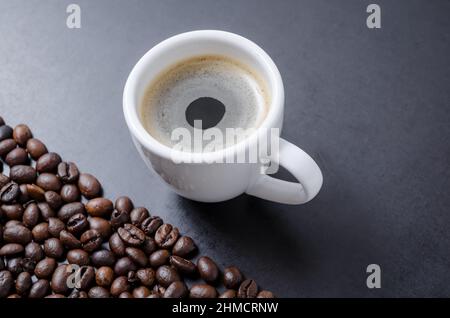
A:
[246, 138, 323, 204]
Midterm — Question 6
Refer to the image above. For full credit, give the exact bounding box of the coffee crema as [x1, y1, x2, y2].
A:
[140, 55, 270, 151]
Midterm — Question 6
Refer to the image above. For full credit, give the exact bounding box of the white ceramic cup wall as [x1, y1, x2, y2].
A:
[123, 30, 323, 204]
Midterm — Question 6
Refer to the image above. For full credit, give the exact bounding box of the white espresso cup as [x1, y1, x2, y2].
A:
[123, 30, 323, 204]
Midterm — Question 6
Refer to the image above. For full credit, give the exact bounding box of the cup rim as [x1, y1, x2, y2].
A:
[123, 30, 284, 162]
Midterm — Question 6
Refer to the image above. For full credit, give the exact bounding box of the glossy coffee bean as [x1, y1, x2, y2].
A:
[44, 191, 63, 210]
[155, 223, 179, 248]
[0, 243, 24, 256]
[37, 202, 55, 221]
[136, 268, 155, 287]
[133, 286, 151, 298]
[90, 249, 115, 267]
[24, 184, 45, 201]
[7, 257, 25, 275]
[118, 291, 133, 298]
[36, 152, 61, 173]
[95, 266, 114, 287]
[109, 232, 126, 257]
[23, 203, 39, 228]
[45, 294, 65, 298]
[156, 265, 180, 288]
[1, 204, 24, 220]
[80, 229, 102, 253]
[164, 281, 188, 298]
[59, 230, 81, 249]
[141, 236, 157, 255]
[5, 147, 28, 166]
[88, 286, 110, 298]
[32, 223, 50, 243]
[68, 290, 88, 298]
[4, 224, 32, 245]
[0, 139, 16, 157]
[125, 247, 147, 267]
[57, 202, 85, 222]
[4, 220, 21, 228]
[114, 257, 137, 276]
[0, 125, 13, 141]
[257, 290, 275, 298]
[13, 124, 32, 146]
[118, 224, 145, 246]
[75, 266, 95, 290]
[170, 256, 197, 276]
[48, 217, 65, 237]
[57, 162, 79, 183]
[223, 266, 243, 289]
[28, 279, 50, 298]
[26, 138, 48, 160]
[67, 213, 89, 235]
[149, 249, 170, 268]
[219, 289, 237, 298]
[0, 181, 20, 203]
[34, 258, 57, 279]
[189, 284, 217, 298]
[85, 197, 113, 218]
[197, 256, 219, 283]
[78, 173, 101, 198]
[60, 184, 80, 202]
[141, 216, 163, 235]
[127, 270, 139, 285]
[237, 279, 258, 298]
[88, 217, 111, 239]
[110, 209, 130, 230]
[115, 196, 133, 214]
[15, 272, 32, 295]
[9, 165, 36, 184]
[172, 236, 197, 257]
[24, 242, 44, 262]
[51, 264, 73, 295]
[67, 249, 90, 266]
[0, 173, 9, 188]
[44, 238, 64, 259]
[110, 276, 130, 297]
[21, 257, 36, 273]
[36, 173, 61, 192]
[130, 207, 149, 227]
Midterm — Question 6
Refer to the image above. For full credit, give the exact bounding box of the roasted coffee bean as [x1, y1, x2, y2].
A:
[109, 232, 126, 256]
[170, 256, 197, 276]
[125, 247, 148, 267]
[0, 139, 16, 157]
[147, 291, 161, 298]
[141, 216, 163, 235]
[110, 276, 130, 297]
[4, 224, 32, 245]
[26, 138, 47, 160]
[172, 236, 197, 257]
[237, 279, 258, 298]
[5, 220, 21, 228]
[156, 265, 180, 288]
[90, 249, 115, 267]
[13, 124, 32, 146]
[57, 162, 79, 183]
[133, 286, 151, 298]
[20, 257, 36, 273]
[48, 217, 65, 237]
[219, 289, 236, 298]
[7, 257, 24, 275]
[114, 257, 137, 276]
[189, 284, 217, 298]
[45, 294, 65, 298]
[155, 223, 179, 248]
[149, 249, 170, 267]
[0, 258, 6, 271]
[110, 209, 130, 230]
[127, 270, 139, 285]
[36, 173, 61, 192]
[0, 173, 10, 189]
[0, 243, 24, 256]
[75, 266, 95, 290]
[197, 256, 219, 283]
[34, 258, 57, 279]
[164, 281, 188, 298]
[115, 196, 133, 214]
[51, 264, 73, 295]
[28, 279, 50, 298]
[85, 197, 113, 218]
[57, 202, 85, 222]
[5, 147, 28, 166]
[1, 203, 24, 220]
[9, 165, 36, 184]
[88, 286, 110, 298]
[141, 236, 157, 255]
[23, 203, 40, 228]
[7, 294, 21, 298]
[36, 152, 61, 173]
[67, 249, 90, 266]
[15, 272, 32, 295]
[257, 290, 275, 298]
[118, 224, 145, 246]
[95, 266, 114, 287]
[88, 217, 111, 239]
[44, 238, 64, 259]
[24, 242, 44, 262]
[67, 213, 89, 235]
[153, 284, 166, 296]
[37, 202, 55, 221]
[44, 191, 63, 210]
[130, 207, 149, 227]
[80, 229, 102, 253]
[136, 268, 155, 287]
[0, 124, 13, 141]
[0, 181, 20, 203]
[59, 230, 81, 249]
[25, 184, 45, 201]
[68, 290, 88, 298]
[118, 291, 133, 298]
[223, 266, 243, 289]
[32, 222, 50, 243]
[78, 173, 101, 198]
[60, 184, 80, 202]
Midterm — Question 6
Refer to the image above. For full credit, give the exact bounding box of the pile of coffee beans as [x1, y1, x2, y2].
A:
[0, 116, 275, 298]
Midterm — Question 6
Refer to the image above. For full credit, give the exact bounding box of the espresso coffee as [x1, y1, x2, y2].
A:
[140, 55, 270, 151]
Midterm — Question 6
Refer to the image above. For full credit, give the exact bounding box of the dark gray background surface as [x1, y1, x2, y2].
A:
[1, 0, 449, 297]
